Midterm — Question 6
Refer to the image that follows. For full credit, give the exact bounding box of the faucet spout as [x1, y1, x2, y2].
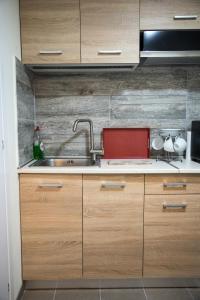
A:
[72, 119, 94, 150]
[72, 119, 103, 163]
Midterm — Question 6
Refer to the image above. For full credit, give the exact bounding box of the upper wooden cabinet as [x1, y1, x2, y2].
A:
[20, 0, 139, 64]
[20, 174, 82, 280]
[81, 0, 139, 64]
[20, 0, 81, 64]
[140, 0, 200, 30]
[83, 174, 144, 278]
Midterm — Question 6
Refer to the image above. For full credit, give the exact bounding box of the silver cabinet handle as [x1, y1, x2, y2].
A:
[39, 183, 63, 189]
[39, 50, 63, 55]
[98, 50, 122, 55]
[101, 181, 125, 189]
[174, 15, 198, 20]
[163, 202, 187, 210]
[163, 182, 187, 189]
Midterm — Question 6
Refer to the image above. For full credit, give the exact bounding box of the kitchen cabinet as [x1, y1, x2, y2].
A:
[140, 0, 200, 30]
[20, 0, 80, 64]
[20, 0, 139, 65]
[144, 175, 200, 277]
[19, 0, 200, 64]
[20, 173, 200, 280]
[81, 0, 139, 64]
[20, 174, 82, 280]
[83, 174, 144, 278]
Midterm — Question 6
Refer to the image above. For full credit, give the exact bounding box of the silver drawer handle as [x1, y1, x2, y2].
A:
[39, 183, 63, 189]
[174, 15, 198, 20]
[39, 50, 63, 55]
[98, 50, 122, 55]
[163, 202, 187, 210]
[101, 181, 125, 189]
[163, 182, 187, 189]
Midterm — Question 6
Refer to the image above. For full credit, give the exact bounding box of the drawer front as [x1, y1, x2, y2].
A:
[145, 175, 200, 195]
[140, 0, 200, 30]
[20, 174, 82, 280]
[83, 174, 144, 278]
[144, 194, 200, 277]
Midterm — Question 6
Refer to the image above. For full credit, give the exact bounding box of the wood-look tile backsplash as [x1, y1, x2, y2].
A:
[17, 59, 200, 160]
[16, 58, 35, 166]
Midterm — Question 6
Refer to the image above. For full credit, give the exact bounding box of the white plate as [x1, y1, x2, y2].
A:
[152, 136, 164, 150]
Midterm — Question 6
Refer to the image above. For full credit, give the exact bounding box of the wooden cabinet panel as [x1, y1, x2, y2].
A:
[144, 194, 200, 277]
[20, 0, 80, 64]
[140, 0, 200, 30]
[81, 0, 139, 64]
[20, 174, 82, 280]
[83, 175, 144, 278]
[145, 174, 200, 195]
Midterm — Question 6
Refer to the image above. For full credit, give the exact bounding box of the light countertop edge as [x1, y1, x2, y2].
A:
[17, 159, 200, 174]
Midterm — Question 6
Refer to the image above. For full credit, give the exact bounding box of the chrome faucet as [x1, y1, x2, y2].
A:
[72, 119, 104, 163]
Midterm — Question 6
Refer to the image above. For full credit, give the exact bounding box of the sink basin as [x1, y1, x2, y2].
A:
[30, 157, 95, 167]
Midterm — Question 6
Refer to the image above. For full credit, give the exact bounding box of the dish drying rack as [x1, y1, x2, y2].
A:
[156, 129, 184, 162]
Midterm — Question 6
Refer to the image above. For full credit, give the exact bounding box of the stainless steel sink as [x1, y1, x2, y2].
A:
[30, 157, 95, 167]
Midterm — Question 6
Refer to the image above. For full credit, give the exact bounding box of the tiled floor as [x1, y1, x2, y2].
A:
[21, 288, 200, 300]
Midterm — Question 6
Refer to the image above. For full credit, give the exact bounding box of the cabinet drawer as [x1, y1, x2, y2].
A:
[144, 194, 200, 277]
[145, 175, 200, 195]
[140, 0, 200, 30]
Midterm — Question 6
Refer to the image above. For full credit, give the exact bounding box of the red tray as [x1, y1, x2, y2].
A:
[103, 128, 150, 159]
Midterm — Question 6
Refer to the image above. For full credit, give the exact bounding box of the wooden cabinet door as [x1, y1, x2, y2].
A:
[144, 194, 200, 277]
[20, 0, 80, 64]
[83, 175, 144, 278]
[20, 174, 82, 280]
[81, 0, 139, 64]
[140, 0, 200, 30]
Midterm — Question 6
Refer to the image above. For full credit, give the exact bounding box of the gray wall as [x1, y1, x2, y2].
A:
[33, 66, 200, 157]
[16, 58, 35, 166]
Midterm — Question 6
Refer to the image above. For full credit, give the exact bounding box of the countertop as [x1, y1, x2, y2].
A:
[170, 159, 200, 173]
[18, 159, 200, 174]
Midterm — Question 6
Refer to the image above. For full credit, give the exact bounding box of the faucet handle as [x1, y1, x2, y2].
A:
[90, 149, 104, 156]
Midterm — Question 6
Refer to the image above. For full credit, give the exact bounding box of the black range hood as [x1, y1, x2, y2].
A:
[140, 30, 200, 65]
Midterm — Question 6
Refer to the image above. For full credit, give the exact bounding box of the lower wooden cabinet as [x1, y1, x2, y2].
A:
[20, 174, 82, 280]
[144, 194, 200, 277]
[83, 174, 144, 278]
[19, 173, 200, 280]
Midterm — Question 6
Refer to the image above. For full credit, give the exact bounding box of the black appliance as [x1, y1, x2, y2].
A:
[140, 30, 200, 65]
[191, 121, 200, 162]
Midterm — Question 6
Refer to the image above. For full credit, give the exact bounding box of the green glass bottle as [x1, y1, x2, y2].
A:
[33, 126, 44, 160]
